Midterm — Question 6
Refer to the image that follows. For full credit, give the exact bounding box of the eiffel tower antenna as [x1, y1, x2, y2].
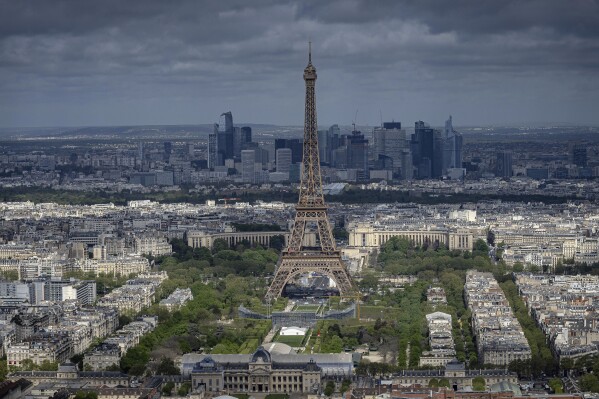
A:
[266, 43, 356, 301]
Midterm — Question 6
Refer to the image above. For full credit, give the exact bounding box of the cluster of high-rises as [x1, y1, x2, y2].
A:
[464, 271, 531, 366]
[314, 116, 463, 181]
[208, 111, 254, 168]
[206, 111, 462, 183]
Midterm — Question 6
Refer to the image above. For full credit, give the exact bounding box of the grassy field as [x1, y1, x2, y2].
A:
[244, 297, 288, 314]
[274, 332, 308, 347]
[360, 305, 401, 320]
[294, 304, 321, 312]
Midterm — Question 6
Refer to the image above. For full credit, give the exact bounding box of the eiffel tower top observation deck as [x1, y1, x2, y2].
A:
[297, 42, 325, 210]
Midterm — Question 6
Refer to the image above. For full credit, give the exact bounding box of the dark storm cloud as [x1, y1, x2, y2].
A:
[297, 0, 599, 38]
[0, 0, 598, 127]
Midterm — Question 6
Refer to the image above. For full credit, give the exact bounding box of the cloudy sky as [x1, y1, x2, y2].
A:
[1, 0, 598, 128]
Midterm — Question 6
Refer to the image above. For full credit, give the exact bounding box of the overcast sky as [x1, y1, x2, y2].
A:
[1, 0, 599, 128]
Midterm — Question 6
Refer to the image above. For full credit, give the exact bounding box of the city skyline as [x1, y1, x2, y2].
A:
[1, 0, 599, 128]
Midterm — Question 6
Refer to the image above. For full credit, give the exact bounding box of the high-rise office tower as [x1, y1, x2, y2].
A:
[571, 143, 588, 167]
[233, 127, 243, 158]
[318, 130, 330, 164]
[137, 142, 144, 169]
[412, 121, 438, 179]
[276, 148, 292, 173]
[241, 149, 256, 183]
[372, 121, 411, 179]
[275, 138, 303, 164]
[163, 141, 172, 163]
[233, 125, 252, 160]
[346, 130, 369, 180]
[208, 124, 218, 169]
[217, 111, 235, 161]
[496, 151, 513, 178]
[317, 124, 341, 165]
[222, 111, 233, 133]
[441, 116, 463, 175]
[240, 126, 252, 151]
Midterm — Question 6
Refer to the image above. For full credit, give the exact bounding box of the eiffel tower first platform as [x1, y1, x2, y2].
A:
[265, 45, 357, 301]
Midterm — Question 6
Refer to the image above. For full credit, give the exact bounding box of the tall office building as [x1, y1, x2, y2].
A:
[412, 121, 440, 179]
[372, 121, 412, 179]
[208, 124, 218, 169]
[276, 148, 292, 173]
[275, 139, 303, 164]
[235, 126, 252, 158]
[346, 130, 369, 180]
[241, 149, 256, 183]
[318, 130, 330, 164]
[441, 116, 463, 175]
[496, 151, 513, 178]
[571, 144, 588, 167]
[217, 111, 235, 162]
[163, 141, 172, 163]
[137, 142, 144, 169]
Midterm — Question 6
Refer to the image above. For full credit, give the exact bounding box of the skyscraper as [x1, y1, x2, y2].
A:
[276, 148, 292, 173]
[496, 151, 513, 178]
[275, 139, 303, 164]
[571, 143, 588, 167]
[218, 111, 235, 161]
[372, 122, 411, 179]
[412, 121, 437, 179]
[241, 149, 256, 183]
[346, 130, 369, 180]
[137, 141, 144, 169]
[163, 141, 172, 163]
[442, 116, 463, 175]
[208, 124, 218, 169]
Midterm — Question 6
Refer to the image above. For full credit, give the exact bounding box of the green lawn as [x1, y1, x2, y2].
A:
[294, 304, 321, 312]
[274, 329, 310, 347]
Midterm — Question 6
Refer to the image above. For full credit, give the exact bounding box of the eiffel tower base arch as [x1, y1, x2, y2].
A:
[265, 253, 355, 301]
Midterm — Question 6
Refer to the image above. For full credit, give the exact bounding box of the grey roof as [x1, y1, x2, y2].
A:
[182, 352, 352, 365]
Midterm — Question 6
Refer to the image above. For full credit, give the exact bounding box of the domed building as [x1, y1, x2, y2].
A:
[190, 346, 323, 395]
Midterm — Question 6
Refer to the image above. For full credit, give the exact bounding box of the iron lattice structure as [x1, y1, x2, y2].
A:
[265, 46, 356, 300]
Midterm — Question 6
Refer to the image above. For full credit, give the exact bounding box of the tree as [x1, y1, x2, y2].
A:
[162, 381, 175, 396]
[528, 264, 541, 273]
[513, 262, 524, 273]
[212, 238, 229, 253]
[473, 239, 489, 253]
[428, 378, 439, 388]
[359, 273, 379, 292]
[472, 376, 485, 391]
[178, 382, 191, 396]
[74, 392, 98, 399]
[580, 373, 599, 392]
[487, 230, 495, 246]
[269, 235, 285, 251]
[324, 381, 335, 396]
[438, 379, 450, 388]
[548, 378, 564, 393]
[560, 357, 574, 373]
[156, 358, 180, 375]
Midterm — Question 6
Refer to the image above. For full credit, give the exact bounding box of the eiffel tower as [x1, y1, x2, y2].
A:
[265, 44, 356, 301]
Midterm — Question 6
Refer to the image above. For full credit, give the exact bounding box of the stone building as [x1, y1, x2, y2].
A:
[394, 361, 518, 391]
[190, 347, 322, 394]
